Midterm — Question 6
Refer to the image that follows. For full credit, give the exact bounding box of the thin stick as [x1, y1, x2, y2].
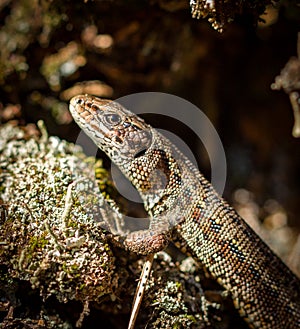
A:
[128, 254, 154, 329]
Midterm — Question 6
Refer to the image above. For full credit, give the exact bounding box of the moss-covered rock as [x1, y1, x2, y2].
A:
[0, 122, 118, 305]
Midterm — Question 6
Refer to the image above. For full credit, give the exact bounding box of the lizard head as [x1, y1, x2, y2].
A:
[70, 94, 183, 219]
[70, 95, 153, 164]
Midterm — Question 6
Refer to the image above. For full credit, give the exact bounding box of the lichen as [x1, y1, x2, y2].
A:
[139, 253, 224, 329]
[271, 33, 300, 138]
[190, 0, 279, 32]
[0, 122, 118, 305]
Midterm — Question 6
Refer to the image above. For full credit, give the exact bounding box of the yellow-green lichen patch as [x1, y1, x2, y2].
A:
[0, 122, 118, 304]
[141, 253, 223, 329]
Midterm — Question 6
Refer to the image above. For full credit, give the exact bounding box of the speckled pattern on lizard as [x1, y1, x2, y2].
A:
[69, 94, 300, 329]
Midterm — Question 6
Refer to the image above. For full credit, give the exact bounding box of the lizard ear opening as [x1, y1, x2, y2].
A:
[134, 149, 147, 158]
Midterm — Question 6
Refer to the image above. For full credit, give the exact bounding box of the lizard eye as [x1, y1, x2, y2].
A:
[104, 113, 122, 126]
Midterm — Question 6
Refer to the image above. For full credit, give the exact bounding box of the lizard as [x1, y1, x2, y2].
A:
[69, 94, 300, 329]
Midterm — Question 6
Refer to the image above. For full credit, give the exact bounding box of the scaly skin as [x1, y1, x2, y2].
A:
[69, 94, 300, 329]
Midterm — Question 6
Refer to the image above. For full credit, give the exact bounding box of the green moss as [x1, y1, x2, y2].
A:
[29, 235, 49, 252]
